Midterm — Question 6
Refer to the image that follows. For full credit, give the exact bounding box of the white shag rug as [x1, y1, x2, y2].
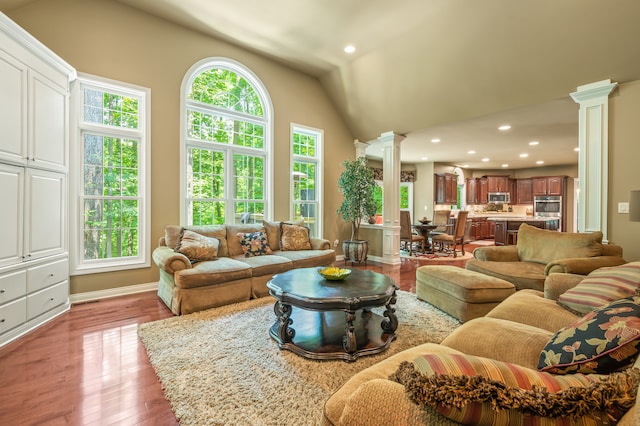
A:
[138, 290, 460, 426]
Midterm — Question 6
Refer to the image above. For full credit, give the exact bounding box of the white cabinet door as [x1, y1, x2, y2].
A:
[0, 164, 24, 268]
[0, 49, 27, 165]
[24, 169, 66, 261]
[29, 71, 68, 172]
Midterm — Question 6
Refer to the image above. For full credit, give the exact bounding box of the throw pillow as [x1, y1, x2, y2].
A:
[538, 295, 640, 374]
[280, 222, 311, 251]
[263, 219, 304, 251]
[389, 354, 639, 425]
[176, 229, 220, 262]
[558, 262, 640, 315]
[237, 231, 273, 257]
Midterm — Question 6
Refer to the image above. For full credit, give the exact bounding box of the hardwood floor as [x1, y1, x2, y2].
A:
[0, 250, 477, 425]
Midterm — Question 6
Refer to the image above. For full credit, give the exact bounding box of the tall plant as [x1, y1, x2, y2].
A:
[337, 157, 377, 241]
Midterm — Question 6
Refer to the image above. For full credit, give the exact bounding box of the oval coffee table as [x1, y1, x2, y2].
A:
[267, 267, 398, 362]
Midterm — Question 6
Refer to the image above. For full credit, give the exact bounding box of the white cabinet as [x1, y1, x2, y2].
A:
[0, 12, 75, 348]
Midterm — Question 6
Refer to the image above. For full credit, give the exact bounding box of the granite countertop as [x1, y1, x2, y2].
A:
[483, 216, 559, 222]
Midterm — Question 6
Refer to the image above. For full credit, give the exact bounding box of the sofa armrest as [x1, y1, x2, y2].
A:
[544, 256, 627, 276]
[310, 238, 331, 250]
[472, 245, 519, 262]
[152, 246, 192, 274]
[543, 273, 586, 300]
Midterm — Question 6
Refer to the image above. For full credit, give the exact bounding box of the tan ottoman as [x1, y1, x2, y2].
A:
[416, 265, 516, 322]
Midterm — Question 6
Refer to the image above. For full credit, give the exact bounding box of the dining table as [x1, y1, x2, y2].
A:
[413, 223, 438, 254]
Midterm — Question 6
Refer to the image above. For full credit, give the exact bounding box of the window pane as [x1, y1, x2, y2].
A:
[235, 202, 264, 224]
[187, 110, 264, 149]
[83, 199, 139, 259]
[188, 68, 264, 117]
[84, 134, 139, 197]
[400, 185, 409, 209]
[187, 148, 225, 198]
[373, 185, 383, 215]
[293, 132, 316, 157]
[293, 161, 315, 201]
[234, 154, 264, 200]
[83, 88, 139, 129]
[189, 201, 225, 225]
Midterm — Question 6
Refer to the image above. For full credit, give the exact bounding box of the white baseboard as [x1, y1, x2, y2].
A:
[70, 282, 158, 304]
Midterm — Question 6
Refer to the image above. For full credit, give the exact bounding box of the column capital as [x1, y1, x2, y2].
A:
[353, 139, 369, 158]
[378, 131, 406, 145]
[570, 79, 618, 104]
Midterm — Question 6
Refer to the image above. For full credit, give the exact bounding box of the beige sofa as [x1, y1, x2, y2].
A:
[466, 224, 626, 291]
[323, 270, 640, 425]
[153, 222, 335, 315]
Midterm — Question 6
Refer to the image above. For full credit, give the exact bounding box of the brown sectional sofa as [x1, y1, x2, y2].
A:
[466, 224, 626, 291]
[323, 272, 639, 425]
[153, 222, 336, 315]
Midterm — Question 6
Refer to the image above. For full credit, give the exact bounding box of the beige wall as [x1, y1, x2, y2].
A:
[609, 81, 640, 262]
[8, 0, 355, 294]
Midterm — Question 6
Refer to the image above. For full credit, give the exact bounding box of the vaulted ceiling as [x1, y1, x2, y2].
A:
[4, 0, 640, 168]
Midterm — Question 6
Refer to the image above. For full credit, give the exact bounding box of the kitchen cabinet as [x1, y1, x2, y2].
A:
[492, 218, 560, 245]
[466, 177, 488, 205]
[516, 179, 533, 204]
[477, 178, 488, 204]
[487, 176, 510, 193]
[533, 176, 566, 196]
[0, 14, 74, 348]
[435, 173, 457, 205]
[465, 178, 477, 205]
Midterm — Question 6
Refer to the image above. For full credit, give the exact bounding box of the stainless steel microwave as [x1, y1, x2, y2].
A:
[488, 192, 510, 203]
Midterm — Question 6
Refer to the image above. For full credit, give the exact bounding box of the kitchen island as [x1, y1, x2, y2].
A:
[486, 217, 560, 245]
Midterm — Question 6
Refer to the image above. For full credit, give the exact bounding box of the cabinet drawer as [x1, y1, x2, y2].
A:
[0, 297, 27, 335]
[27, 280, 68, 320]
[0, 269, 27, 304]
[27, 258, 68, 293]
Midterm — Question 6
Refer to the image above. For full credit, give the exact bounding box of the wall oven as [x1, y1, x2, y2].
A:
[534, 195, 562, 217]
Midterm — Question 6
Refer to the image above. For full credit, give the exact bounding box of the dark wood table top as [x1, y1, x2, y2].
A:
[267, 267, 397, 311]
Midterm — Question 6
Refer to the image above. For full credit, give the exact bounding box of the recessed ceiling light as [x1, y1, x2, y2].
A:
[421, 157, 428, 160]
[462, 164, 469, 168]
[467, 150, 476, 154]
[344, 45, 356, 54]
[501, 164, 509, 168]
[536, 160, 544, 165]
[519, 153, 528, 158]
[529, 141, 539, 146]
[498, 125, 511, 131]
[574, 147, 580, 152]
[482, 158, 489, 162]
[431, 138, 441, 143]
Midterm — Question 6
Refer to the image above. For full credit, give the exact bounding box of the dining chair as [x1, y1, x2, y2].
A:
[432, 210, 469, 258]
[399, 211, 425, 256]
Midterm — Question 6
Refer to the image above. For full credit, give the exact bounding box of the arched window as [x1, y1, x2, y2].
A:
[181, 58, 273, 225]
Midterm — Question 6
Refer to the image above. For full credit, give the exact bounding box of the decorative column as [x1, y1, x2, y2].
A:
[570, 79, 617, 241]
[379, 131, 405, 265]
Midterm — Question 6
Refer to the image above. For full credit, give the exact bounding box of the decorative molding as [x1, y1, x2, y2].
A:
[70, 282, 158, 304]
[370, 167, 415, 182]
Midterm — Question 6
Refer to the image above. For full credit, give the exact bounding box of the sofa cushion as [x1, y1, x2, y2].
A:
[279, 222, 312, 251]
[517, 224, 603, 265]
[558, 262, 640, 315]
[237, 230, 273, 257]
[465, 259, 546, 291]
[273, 249, 335, 269]
[164, 225, 229, 257]
[174, 257, 252, 289]
[234, 254, 292, 277]
[263, 219, 304, 251]
[390, 354, 638, 425]
[538, 295, 640, 374]
[176, 229, 219, 262]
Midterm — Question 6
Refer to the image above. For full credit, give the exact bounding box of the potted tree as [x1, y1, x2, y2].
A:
[337, 157, 377, 264]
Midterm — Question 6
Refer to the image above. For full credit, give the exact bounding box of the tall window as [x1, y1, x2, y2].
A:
[182, 58, 272, 225]
[291, 125, 323, 237]
[70, 74, 150, 274]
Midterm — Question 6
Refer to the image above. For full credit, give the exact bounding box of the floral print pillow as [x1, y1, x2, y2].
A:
[237, 231, 273, 257]
[538, 295, 640, 374]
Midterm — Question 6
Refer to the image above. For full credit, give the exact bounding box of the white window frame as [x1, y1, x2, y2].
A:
[180, 57, 273, 224]
[69, 73, 151, 275]
[290, 124, 323, 237]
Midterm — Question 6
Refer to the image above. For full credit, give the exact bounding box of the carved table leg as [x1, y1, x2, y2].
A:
[342, 310, 357, 353]
[381, 290, 398, 334]
[274, 301, 295, 344]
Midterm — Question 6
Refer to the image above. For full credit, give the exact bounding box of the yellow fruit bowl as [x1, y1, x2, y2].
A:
[318, 267, 351, 281]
